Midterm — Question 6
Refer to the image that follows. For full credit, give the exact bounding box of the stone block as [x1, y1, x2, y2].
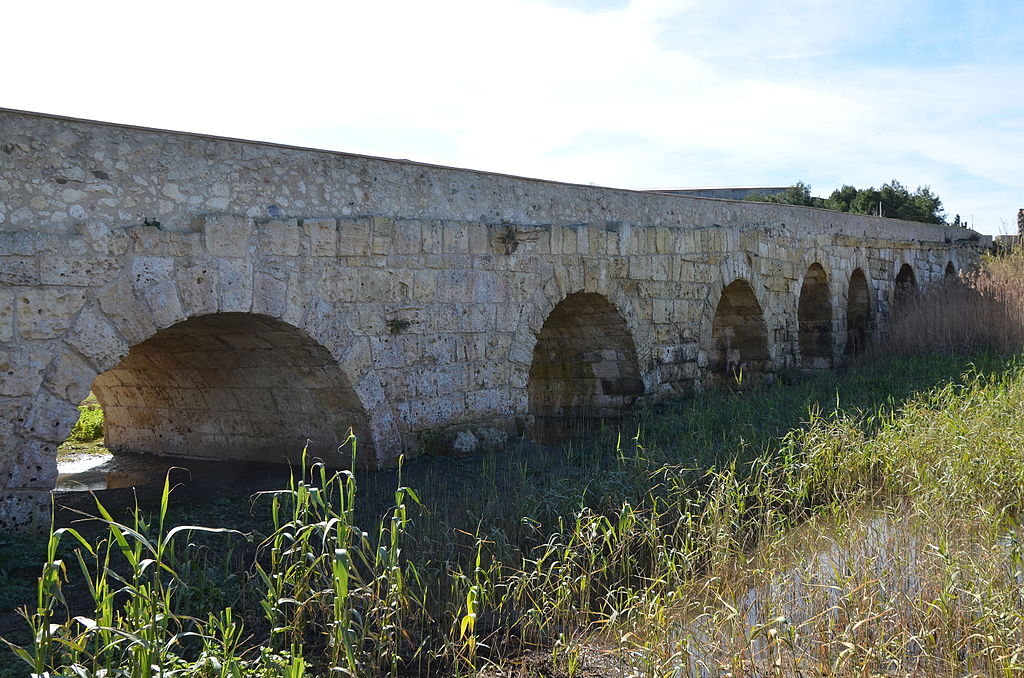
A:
[304, 218, 337, 257]
[258, 219, 301, 256]
[5, 441, 58, 490]
[0, 344, 50, 397]
[96, 277, 157, 345]
[393, 221, 422, 255]
[175, 258, 219, 318]
[131, 256, 174, 293]
[204, 215, 253, 257]
[218, 258, 253, 311]
[254, 273, 287, 318]
[468, 224, 489, 255]
[371, 217, 393, 255]
[166, 232, 205, 257]
[145, 280, 187, 329]
[562, 226, 578, 254]
[337, 219, 370, 256]
[16, 289, 86, 339]
[0, 294, 11, 342]
[67, 306, 129, 371]
[79, 221, 130, 255]
[40, 255, 121, 286]
[16, 392, 80, 443]
[43, 350, 96, 402]
[420, 222, 443, 254]
[442, 222, 468, 253]
[128, 226, 169, 255]
[0, 257, 39, 285]
[466, 388, 511, 415]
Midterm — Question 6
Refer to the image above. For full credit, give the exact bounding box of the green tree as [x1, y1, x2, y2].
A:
[746, 181, 824, 208]
[747, 180, 947, 225]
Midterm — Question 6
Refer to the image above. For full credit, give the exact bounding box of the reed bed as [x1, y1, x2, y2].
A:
[5, 255, 1024, 677]
[884, 250, 1024, 355]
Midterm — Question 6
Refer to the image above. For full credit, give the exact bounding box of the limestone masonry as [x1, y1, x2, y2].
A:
[0, 108, 990, 529]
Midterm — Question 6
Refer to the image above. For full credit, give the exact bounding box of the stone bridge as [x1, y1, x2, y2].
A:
[0, 109, 989, 528]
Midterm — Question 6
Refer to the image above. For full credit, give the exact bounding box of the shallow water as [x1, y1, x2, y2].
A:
[55, 450, 295, 495]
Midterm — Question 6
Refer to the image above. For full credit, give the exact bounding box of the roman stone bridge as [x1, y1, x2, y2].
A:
[0, 109, 989, 528]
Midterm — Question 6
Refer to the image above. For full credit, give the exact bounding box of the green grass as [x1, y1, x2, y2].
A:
[4, 352, 1024, 676]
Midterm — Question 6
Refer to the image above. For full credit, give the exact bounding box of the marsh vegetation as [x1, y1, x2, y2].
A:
[4, 253, 1024, 677]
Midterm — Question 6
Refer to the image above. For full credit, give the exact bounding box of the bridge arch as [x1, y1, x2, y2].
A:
[706, 278, 771, 389]
[894, 262, 918, 309]
[33, 270, 399, 477]
[845, 268, 873, 356]
[797, 263, 834, 369]
[526, 291, 644, 441]
[88, 312, 372, 466]
[945, 261, 957, 278]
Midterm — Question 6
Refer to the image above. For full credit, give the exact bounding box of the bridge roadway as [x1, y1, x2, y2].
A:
[0, 108, 989, 528]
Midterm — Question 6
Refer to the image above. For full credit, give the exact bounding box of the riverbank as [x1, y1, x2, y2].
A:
[4, 350, 1023, 676]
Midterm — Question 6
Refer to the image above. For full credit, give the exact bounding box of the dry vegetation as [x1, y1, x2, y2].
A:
[5, 252, 1024, 677]
[884, 250, 1024, 355]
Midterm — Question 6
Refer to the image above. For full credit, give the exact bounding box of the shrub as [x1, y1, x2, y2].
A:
[66, 405, 103, 443]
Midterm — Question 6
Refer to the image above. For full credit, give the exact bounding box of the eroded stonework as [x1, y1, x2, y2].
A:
[0, 108, 989, 529]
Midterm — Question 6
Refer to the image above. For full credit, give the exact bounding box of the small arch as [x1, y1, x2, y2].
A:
[90, 312, 373, 466]
[798, 263, 833, 369]
[710, 279, 770, 389]
[945, 261, 957, 278]
[527, 292, 643, 442]
[894, 263, 918, 309]
[846, 268, 872, 356]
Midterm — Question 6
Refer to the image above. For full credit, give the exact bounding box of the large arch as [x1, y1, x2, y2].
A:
[527, 292, 644, 442]
[894, 263, 918, 309]
[89, 313, 373, 466]
[710, 279, 771, 389]
[798, 263, 833, 369]
[846, 268, 872, 356]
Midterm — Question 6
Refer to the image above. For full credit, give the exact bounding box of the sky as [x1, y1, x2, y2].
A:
[3, 0, 1021, 234]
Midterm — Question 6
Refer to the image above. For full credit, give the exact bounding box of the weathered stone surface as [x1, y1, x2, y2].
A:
[16, 393, 80, 444]
[0, 293, 13, 342]
[450, 430, 479, 457]
[40, 255, 121, 286]
[67, 306, 129, 371]
[16, 289, 86, 339]
[304, 218, 338, 257]
[205, 215, 253, 257]
[0, 257, 39, 285]
[0, 108, 992, 528]
[43, 350, 95, 402]
[0, 344, 50, 397]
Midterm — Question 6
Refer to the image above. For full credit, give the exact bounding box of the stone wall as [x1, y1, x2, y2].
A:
[0, 108, 989, 528]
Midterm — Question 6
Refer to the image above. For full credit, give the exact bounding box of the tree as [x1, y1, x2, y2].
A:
[746, 180, 948, 225]
[746, 181, 823, 208]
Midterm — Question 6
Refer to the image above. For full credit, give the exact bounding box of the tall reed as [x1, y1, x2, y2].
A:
[6, 354, 1024, 676]
[883, 250, 1024, 355]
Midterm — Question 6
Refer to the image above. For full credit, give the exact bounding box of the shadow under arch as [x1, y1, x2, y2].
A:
[798, 263, 833, 369]
[846, 268, 873, 356]
[894, 263, 918, 310]
[945, 261, 957, 278]
[710, 279, 771, 389]
[527, 292, 644, 442]
[90, 312, 373, 467]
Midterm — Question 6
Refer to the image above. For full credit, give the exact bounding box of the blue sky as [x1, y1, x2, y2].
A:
[4, 0, 1021, 233]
